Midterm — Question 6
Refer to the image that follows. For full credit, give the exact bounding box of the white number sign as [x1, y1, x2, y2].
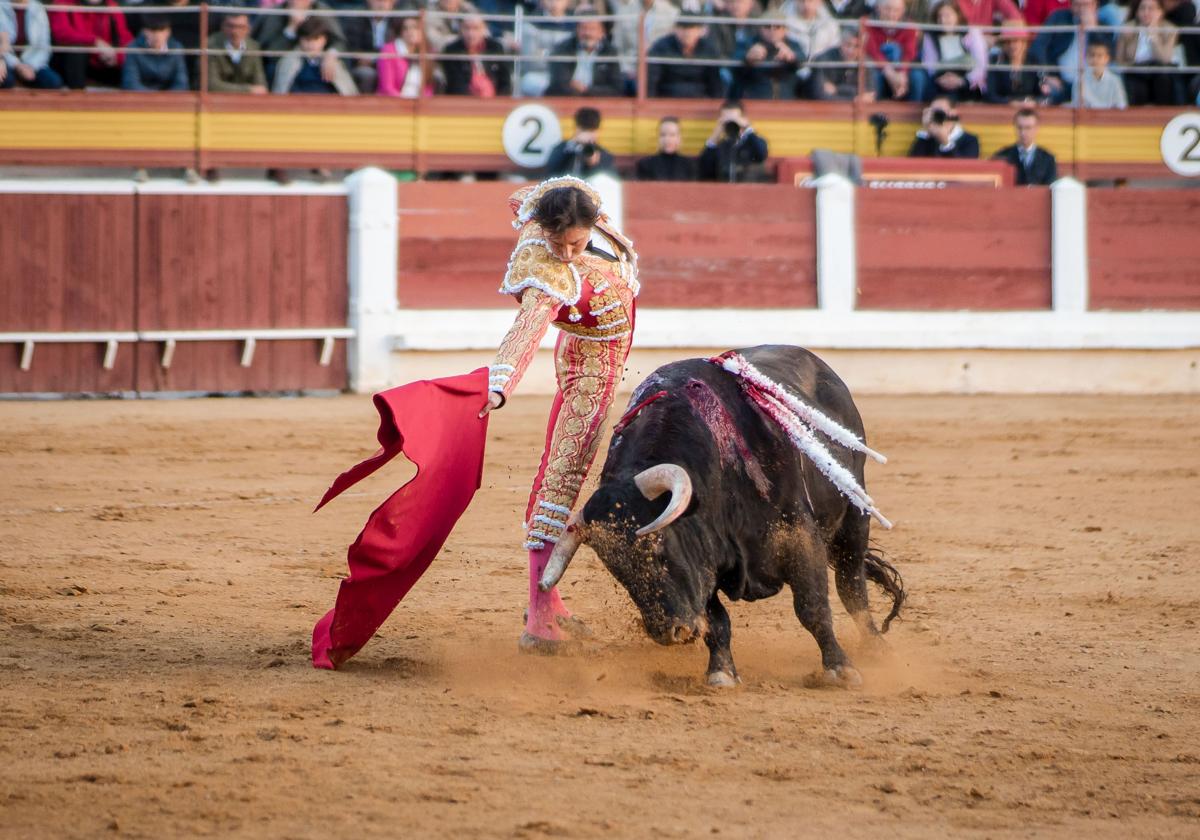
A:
[1160, 112, 1200, 177]
[502, 104, 563, 170]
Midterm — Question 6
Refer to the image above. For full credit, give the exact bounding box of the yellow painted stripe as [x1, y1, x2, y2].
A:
[203, 113, 415, 153]
[0, 110, 195, 150]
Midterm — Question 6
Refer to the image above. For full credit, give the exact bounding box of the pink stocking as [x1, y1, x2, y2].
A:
[525, 545, 573, 640]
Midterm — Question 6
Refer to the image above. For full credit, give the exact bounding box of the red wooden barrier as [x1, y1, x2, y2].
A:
[1088, 190, 1200, 311]
[856, 188, 1053, 310]
[0, 193, 137, 393]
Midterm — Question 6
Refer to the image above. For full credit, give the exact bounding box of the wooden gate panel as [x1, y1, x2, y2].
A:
[0, 192, 136, 393]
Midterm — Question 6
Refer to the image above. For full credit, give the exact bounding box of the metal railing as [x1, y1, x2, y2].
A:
[5, 3, 1198, 102]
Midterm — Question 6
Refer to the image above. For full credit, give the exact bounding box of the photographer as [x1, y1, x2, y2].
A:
[698, 99, 770, 183]
[907, 96, 980, 159]
[545, 106, 616, 178]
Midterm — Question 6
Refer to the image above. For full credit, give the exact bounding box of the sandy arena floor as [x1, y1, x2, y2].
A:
[1, 391, 1198, 839]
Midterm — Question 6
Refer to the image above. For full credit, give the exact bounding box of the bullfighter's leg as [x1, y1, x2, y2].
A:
[703, 594, 739, 687]
[786, 541, 861, 688]
[520, 335, 630, 652]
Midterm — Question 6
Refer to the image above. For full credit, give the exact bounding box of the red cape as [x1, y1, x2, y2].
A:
[311, 368, 490, 670]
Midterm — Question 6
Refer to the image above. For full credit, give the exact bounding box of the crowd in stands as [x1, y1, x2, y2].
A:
[1, 0, 1197, 104]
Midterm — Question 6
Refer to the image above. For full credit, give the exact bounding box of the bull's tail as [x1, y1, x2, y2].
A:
[864, 549, 905, 633]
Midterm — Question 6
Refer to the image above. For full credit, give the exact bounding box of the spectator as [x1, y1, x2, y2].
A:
[378, 15, 432, 95]
[699, 98, 770, 181]
[955, 0, 1027, 68]
[921, 0, 987, 101]
[992, 107, 1058, 184]
[545, 105, 616, 176]
[0, 0, 64, 89]
[733, 10, 805, 99]
[1079, 36, 1128, 107]
[1023, 0, 1070, 25]
[546, 6, 623, 96]
[987, 33, 1039, 101]
[48, 0, 133, 89]
[647, 14, 725, 98]
[777, 0, 840, 63]
[613, 0, 678, 90]
[121, 16, 188, 90]
[1116, 0, 1181, 105]
[516, 0, 572, 96]
[866, 0, 926, 101]
[343, 0, 406, 93]
[160, 0, 202, 84]
[273, 15, 358, 92]
[811, 25, 867, 100]
[1030, 0, 1114, 104]
[636, 115, 698, 180]
[1162, 0, 1199, 71]
[709, 0, 761, 91]
[425, 0, 479, 54]
[254, 0, 347, 65]
[207, 12, 268, 92]
[907, 95, 980, 157]
[441, 14, 511, 95]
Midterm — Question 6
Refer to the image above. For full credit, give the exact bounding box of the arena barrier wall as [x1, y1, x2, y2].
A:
[3, 170, 1199, 397]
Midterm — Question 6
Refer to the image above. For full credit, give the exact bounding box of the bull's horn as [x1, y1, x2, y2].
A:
[634, 464, 693, 537]
[538, 512, 586, 592]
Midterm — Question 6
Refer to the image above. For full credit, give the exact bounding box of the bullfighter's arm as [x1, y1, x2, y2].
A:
[489, 289, 557, 403]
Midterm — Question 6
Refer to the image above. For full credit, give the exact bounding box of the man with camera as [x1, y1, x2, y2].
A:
[907, 96, 980, 159]
[545, 106, 617, 178]
[698, 99, 770, 182]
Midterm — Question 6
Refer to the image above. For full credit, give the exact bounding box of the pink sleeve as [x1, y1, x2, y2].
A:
[921, 33, 936, 74]
[965, 26, 989, 87]
[995, 0, 1025, 23]
[376, 46, 402, 96]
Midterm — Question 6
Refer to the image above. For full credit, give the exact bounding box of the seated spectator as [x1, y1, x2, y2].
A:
[991, 107, 1058, 185]
[1030, 0, 1114, 104]
[733, 10, 805, 99]
[986, 33, 1039, 101]
[636, 115, 698, 180]
[517, 0, 573, 96]
[709, 0, 761, 90]
[207, 12, 268, 92]
[811, 26, 867, 100]
[273, 16, 358, 92]
[546, 6, 623, 96]
[254, 0, 347, 72]
[441, 14, 511, 95]
[545, 106, 616, 176]
[921, 0, 987, 101]
[955, 0, 1027, 68]
[1023, 0, 1070, 26]
[343, 0, 403, 93]
[1162, 0, 1199, 72]
[647, 14, 726, 99]
[48, 0, 132, 89]
[699, 98, 770, 181]
[378, 15, 432, 95]
[425, 0, 479, 54]
[121, 16, 188, 90]
[866, 0, 926, 101]
[0, 0, 64, 89]
[613, 0, 677, 92]
[907, 95, 980, 157]
[778, 0, 840, 65]
[1117, 0, 1182, 105]
[1079, 36, 1128, 107]
[160, 0, 202, 84]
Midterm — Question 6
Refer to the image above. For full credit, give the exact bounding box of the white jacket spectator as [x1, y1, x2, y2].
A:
[775, 0, 840, 60]
[0, 0, 58, 85]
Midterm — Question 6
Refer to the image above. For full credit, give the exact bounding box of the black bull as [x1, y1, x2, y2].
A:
[540, 345, 904, 687]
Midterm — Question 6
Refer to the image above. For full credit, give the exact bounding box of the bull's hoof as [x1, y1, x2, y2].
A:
[557, 614, 594, 639]
[822, 665, 863, 688]
[706, 670, 740, 688]
[517, 632, 576, 656]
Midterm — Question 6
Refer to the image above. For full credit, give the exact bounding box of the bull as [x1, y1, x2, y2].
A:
[539, 345, 904, 687]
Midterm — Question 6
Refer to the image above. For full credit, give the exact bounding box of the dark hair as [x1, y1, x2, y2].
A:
[574, 107, 602, 131]
[931, 0, 965, 26]
[1013, 106, 1039, 123]
[142, 14, 172, 30]
[297, 16, 329, 40]
[386, 14, 420, 41]
[1085, 34, 1111, 54]
[220, 12, 250, 25]
[533, 187, 600, 235]
[720, 98, 745, 113]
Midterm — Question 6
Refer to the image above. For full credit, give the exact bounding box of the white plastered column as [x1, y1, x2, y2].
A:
[346, 167, 399, 393]
[1051, 177, 1089, 314]
[814, 173, 857, 313]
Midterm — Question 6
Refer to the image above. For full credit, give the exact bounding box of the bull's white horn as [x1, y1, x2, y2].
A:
[538, 512, 585, 592]
[634, 464, 693, 537]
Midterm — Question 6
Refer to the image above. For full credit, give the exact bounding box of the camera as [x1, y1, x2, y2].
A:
[929, 108, 958, 125]
[722, 120, 742, 141]
[580, 142, 597, 159]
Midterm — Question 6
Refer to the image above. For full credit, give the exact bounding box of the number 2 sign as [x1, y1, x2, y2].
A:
[502, 104, 564, 170]
[1160, 113, 1200, 177]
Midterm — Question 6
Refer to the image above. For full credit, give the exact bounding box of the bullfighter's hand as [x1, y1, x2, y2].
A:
[479, 390, 504, 419]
